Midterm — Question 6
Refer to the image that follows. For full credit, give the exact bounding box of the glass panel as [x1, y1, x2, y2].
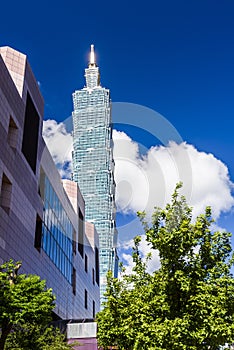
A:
[41, 175, 74, 284]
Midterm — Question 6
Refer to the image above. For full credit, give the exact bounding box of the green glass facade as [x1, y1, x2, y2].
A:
[72, 46, 118, 302]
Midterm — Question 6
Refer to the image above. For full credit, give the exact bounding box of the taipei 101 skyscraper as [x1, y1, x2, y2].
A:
[72, 45, 118, 304]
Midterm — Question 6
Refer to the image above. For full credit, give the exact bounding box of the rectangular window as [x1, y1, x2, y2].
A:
[85, 289, 88, 309]
[78, 208, 84, 257]
[93, 300, 95, 319]
[39, 168, 45, 199]
[34, 214, 42, 252]
[72, 268, 76, 295]
[0, 174, 12, 214]
[8, 116, 18, 149]
[22, 92, 39, 173]
[85, 254, 88, 273]
[72, 229, 76, 254]
[95, 247, 99, 285]
[92, 268, 95, 285]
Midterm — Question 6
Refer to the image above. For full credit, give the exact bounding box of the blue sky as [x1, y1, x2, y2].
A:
[1, 0, 234, 267]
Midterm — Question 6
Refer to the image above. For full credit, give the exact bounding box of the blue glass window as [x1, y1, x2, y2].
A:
[41, 175, 74, 284]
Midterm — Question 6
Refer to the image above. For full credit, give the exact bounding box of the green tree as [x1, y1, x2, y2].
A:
[4, 323, 77, 350]
[97, 183, 234, 350]
[0, 260, 74, 350]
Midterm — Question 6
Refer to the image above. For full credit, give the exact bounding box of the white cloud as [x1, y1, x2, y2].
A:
[42, 119, 73, 179]
[113, 130, 234, 220]
[113, 131, 150, 213]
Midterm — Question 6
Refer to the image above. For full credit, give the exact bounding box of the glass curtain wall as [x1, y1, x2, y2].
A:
[40, 173, 74, 284]
[72, 46, 118, 303]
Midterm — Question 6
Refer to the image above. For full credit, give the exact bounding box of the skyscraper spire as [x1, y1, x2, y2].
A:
[86, 44, 100, 88]
[89, 44, 96, 67]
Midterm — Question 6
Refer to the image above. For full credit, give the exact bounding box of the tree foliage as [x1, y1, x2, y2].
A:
[97, 183, 234, 350]
[0, 260, 73, 350]
[5, 322, 79, 350]
[4, 323, 76, 350]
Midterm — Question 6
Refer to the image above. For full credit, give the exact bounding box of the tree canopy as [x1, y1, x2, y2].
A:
[0, 259, 74, 350]
[97, 183, 234, 350]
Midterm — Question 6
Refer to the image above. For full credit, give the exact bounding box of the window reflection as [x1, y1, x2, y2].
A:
[41, 175, 74, 284]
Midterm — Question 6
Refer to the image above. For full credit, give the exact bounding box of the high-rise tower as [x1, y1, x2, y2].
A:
[72, 45, 118, 303]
